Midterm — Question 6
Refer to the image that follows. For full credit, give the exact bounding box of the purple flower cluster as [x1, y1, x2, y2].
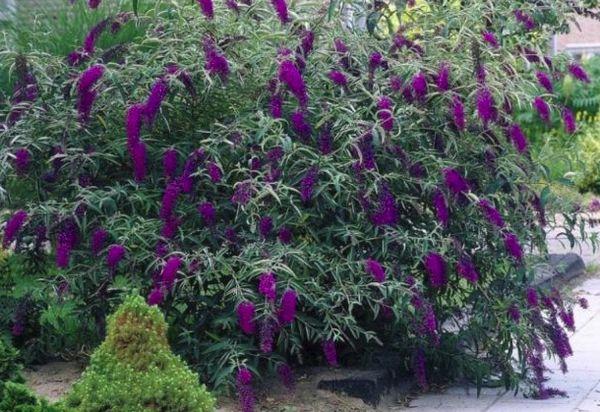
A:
[197, 0, 214, 19]
[569, 63, 590, 83]
[163, 149, 179, 180]
[3, 210, 28, 248]
[451, 96, 466, 131]
[424, 252, 447, 288]
[328, 70, 348, 87]
[161, 256, 182, 290]
[258, 272, 277, 301]
[476, 87, 496, 125]
[322, 340, 338, 367]
[536, 71, 553, 93]
[270, 0, 289, 24]
[478, 199, 505, 228]
[277, 364, 295, 390]
[144, 79, 169, 125]
[412, 348, 428, 390]
[514, 10, 535, 30]
[204, 38, 230, 81]
[364, 258, 386, 282]
[236, 367, 256, 412]
[370, 186, 398, 227]
[435, 64, 450, 92]
[232, 181, 254, 205]
[77, 65, 105, 123]
[258, 216, 273, 238]
[56, 223, 79, 269]
[482, 31, 499, 48]
[507, 124, 528, 153]
[562, 108, 576, 134]
[237, 301, 257, 334]
[13, 149, 30, 176]
[456, 257, 479, 283]
[377, 96, 395, 132]
[533, 96, 551, 123]
[432, 189, 449, 227]
[90, 228, 108, 255]
[291, 110, 312, 141]
[278, 289, 297, 324]
[299, 166, 319, 203]
[106, 244, 126, 270]
[278, 60, 308, 107]
[411, 72, 428, 99]
[198, 202, 216, 226]
[278, 227, 293, 244]
[259, 318, 276, 353]
[443, 168, 469, 195]
[503, 232, 523, 262]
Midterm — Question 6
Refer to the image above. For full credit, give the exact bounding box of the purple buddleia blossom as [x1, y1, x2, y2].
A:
[278, 289, 297, 324]
[269, 94, 283, 118]
[569, 63, 590, 83]
[451, 96, 466, 131]
[412, 72, 428, 99]
[198, 202, 216, 226]
[356, 132, 375, 170]
[161, 256, 182, 290]
[424, 252, 447, 288]
[259, 216, 273, 238]
[432, 189, 449, 227]
[237, 301, 256, 334]
[526, 287, 539, 307]
[89, 0, 101, 8]
[278, 60, 308, 107]
[478, 199, 505, 228]
[78, 65, 104, 93]
[147, 287, 164, 306]
[225, 0, 239, 12]
[13, 148, 30, 176]
[291, 110, 312, 141]
[390, 75, 403, 92]
[258, 272, 277, 301]
[443, 168, 470, 195]
[531, 194, 547, 227]
[165, 64, 196, 97]
[131, 140, 147, 182]
[197, 0, 214, 19]
[503, 231, 523, 262]
[160, 182, 180, 220]
[260, 318, 276, 353]
[278, 227, 293, 244]
[420, 303, 439, 345]
[364, 258, 386, 282]
[77, 89, 97, 123]
[515, 10, 535, 30]
[322, 340, 338, 366]
[267, 146, 284, 162]
[550, 320, 573, 359]
[270, 0, 289, 24]
[161, 217, 180, 239]
[163, 149, 179, 180]
[413, 348, 428, 390]
[562, 108, 576, 134]
[225, 227, 238, 244]
[334, 38, 350, 71]
[318, 125, 333, 155]
[482, 31, 499, 48]
[533, 96, 551, 123]
[508, 305, 521, 322]
[507, 124, 529, 153]
[536, 71, 553, 93]
[476, 87, 496, 125]
[90, 228, 108, 255]
[328, 70, 348, 87]
[298, 30, 315, 57]
[125, 103, 144, 148]
[232, 181, 254, 205]
[559, 309, 575, 332]
[370, 186, 398, 226]
[277, 364, 295, 390]
[368, 52, 384, 73]
[236, 367, 255, 412]
[106, 244, 126, 270]
[143, 78, 169, 125]
[377, 96, 395, 132]
[179, 154, 199, 193]
[579, 297, 589, 309]
[435, 64, 450, 91]
[299, 166, 319, 203]
[155, 241, 169, 257]
[456, 257, 479, 283]
[56, 223, 79, 269]
[475, 64, 486, 83]
[203, 38, 230, 80]
[83, 19, 108, 55]
[3, 210, 28, 248]
[206, 161, 222, 183]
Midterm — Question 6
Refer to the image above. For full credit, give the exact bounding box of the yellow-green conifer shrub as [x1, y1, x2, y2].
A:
[63, 295, 215, 412]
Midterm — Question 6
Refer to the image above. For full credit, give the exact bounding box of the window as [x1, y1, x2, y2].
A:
[0, 0, 16, 21]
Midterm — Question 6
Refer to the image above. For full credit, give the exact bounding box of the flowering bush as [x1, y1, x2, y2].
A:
[0, 0, 597, 403]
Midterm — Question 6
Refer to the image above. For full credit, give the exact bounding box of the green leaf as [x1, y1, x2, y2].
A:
[133, 0, 139, 16]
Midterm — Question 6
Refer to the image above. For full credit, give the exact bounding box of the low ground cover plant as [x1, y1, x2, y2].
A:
[0, 0, 597, 408]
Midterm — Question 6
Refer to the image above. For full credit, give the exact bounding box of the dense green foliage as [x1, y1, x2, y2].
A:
[0, 381, 63, 412]
[0, 0, 598, 400]
[63, 295, 215, 412]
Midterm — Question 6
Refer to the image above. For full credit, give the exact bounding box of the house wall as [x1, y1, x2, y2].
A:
[554, 16, 600, 58]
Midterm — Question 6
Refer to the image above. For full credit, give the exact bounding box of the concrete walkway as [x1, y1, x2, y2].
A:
[406, 276, 600, 412]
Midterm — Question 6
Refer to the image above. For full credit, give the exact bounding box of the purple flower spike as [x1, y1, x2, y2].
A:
[198, 202, 217, 226]
[78, 65, 105, 93]
[476, 87, 496, 125]
[258, 272, 277, 301]
[536, 71, 553, 93]
[131, 140, 147, 182]
[424, 252, 447, 288]
[148, 287, 164, 306]
[435, 64, 450, 92]
[270, 0, 289, 24]
[269, 94, 283, 118]
[533, 96, 551, 123]
[90, 228, 108, 255]
[125, 103, 144, 147]
[88, 0, 101, 8]
[197, 0, 214, 19]
[299, 166, 319, 203]
[207, 161, 222, 183]
[370, 186, 398, 227]
[106, 244, 126, 269]
[482, 31, 499, 48]
[364, 258, 386, 282]
[277, 364, 295, 390]
[432, 189, 449, 227]
[526, 287, 538, 307]
[562, 108, 576, 134]
[508, 124, 529, 153]
[457, 257, 479, 283]
[236, 367, 255, 412]
[478, 199, 505, 228]
[413, 348, 428, 390]
[377, 96, 395, 132]
[144, 78, 169, 125]
[259, 216, 273, 238]
[291, 110, 312, 141]
[515, 10, 536, 31]
[278, 289, 297, 324]
[451, 96, 466, 131]
[163, 149, 179, 180]
[278, 60, 308, 107]
[412, 72, 428, 99]
[328, 70, 348, 87]
[203, 38, 229, 80]
[322, 340, 338, 366]
[160, 181, 180, 220]
[503, 231, 524, 262]
[278, 227, 293, 244]
[161, 256, 182, 290]
[3, 210, 28, 248]
[443, 168, 469, 195]
[569, 63, 590, 83]
[237, 301, 256, 334]
[13, 148, 30, 176]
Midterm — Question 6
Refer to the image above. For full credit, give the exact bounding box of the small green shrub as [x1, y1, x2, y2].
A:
[0, 338, 24, 383]
[573, 124, 600, 194]
[63, 295, 215, 412]
[0, 381, 62, 412]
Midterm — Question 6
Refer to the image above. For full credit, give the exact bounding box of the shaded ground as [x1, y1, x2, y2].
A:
[23, 361, 84, 402]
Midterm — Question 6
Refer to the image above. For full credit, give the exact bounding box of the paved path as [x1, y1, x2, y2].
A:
[546, 216, 600, 265]
[406, 277, 600, 411]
